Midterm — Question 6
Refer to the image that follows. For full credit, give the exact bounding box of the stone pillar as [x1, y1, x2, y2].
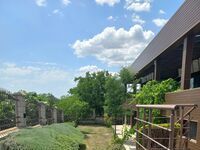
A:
[14, 93, 26, 128]
[181, 35, 193, 90]
[61, 111, 64, 123]
[38, 102, 47, 125]
[52, 108, 57, 123]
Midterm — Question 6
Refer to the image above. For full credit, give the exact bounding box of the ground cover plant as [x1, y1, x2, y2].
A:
[0, 123, 85, 150]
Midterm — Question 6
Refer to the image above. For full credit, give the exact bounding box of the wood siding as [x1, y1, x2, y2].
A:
[165, 88, 200, 150]
[131, 0, 200, 73]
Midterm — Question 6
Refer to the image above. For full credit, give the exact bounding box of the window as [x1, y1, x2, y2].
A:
[183, 120, 198, 140]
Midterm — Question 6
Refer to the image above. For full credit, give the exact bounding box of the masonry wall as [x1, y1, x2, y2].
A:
[165, 88, 200, 150]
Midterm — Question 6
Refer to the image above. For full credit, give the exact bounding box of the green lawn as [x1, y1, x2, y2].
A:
[0, 123, 84, 150]
[78, 125, 125, 150]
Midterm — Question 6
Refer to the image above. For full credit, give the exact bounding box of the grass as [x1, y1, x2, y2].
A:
[78, 125, 124, 150]
[0, 123, 84, 150]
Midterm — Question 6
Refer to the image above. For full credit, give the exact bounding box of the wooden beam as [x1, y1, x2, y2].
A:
[154, 60, 160, 80]
[181, 35, 194, 89]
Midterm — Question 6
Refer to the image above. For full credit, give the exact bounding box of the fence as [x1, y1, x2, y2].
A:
[0, 89, 64, 133]
[135, 104, 197, 150]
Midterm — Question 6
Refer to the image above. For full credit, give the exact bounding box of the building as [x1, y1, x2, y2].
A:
[131, 0, 200, 149]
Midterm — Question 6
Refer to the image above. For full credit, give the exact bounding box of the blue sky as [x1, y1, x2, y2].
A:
[0, 0, 184, 97]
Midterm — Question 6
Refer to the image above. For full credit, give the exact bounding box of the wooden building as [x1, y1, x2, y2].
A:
[131, 0, 200, 149]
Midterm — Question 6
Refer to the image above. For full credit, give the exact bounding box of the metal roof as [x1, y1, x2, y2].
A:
[131, 0, 200, 73]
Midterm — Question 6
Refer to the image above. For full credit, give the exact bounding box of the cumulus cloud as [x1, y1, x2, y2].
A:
[132, 14, 145, 24]
[62, 0, 71, 6]
[153, 18, 168, 27]
[125, 0, 151, 12]
[159, 9, 166, 14]
[95, 0, 120, 6]
[35, 0, 47, 7]
[78, 65, 102, 75]
[0, 62, 74, 97]
[72, 25, 154, 66]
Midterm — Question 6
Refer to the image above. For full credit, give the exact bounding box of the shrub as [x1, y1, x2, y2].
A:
[0, 123, 84, 150]
[135, 79, 179, 123]
[104, 114, 112, 127]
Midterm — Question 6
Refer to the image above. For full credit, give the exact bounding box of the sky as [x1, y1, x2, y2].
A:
[0, 0, 184, 97]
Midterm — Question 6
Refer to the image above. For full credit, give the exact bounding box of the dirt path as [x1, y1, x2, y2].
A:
[78, 125, 113, 150]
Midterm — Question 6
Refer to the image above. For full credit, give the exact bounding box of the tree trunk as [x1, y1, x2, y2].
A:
[114, 115, 117, 138]
[92, 109, 96, 119]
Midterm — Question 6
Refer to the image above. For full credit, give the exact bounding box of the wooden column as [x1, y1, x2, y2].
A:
[136, 108, 139, 150]
[154, 60, 160, 81]
[181, 35, 193, 90]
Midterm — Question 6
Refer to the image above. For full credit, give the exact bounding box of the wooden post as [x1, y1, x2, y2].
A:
[148, 109, 152, 149]
[130, 111, 133, 128]
[178, 107, 184, 149]
[169, 110, 175, 150]
[142, 108, 146, 146]
[181, 35, 193, 90]
[136, 107, 139, 150]
[154, 60, 160, 81]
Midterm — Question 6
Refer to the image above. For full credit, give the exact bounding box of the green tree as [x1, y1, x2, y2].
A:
[57, 95, 89, 124]
[104, 76, 125, 135]
[119, 67, 135, 94]
[70, 71, 108, 117]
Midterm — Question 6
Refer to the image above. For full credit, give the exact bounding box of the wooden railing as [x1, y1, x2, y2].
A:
[135, 104, 197, 150]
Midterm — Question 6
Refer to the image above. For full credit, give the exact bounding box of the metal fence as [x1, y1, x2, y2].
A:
[0, 89, 64, 135]
[135, 104, 197, 150]
[46, 106, 54, 125]
[26, 101, 39, 126]
[0, 89, 16, 131]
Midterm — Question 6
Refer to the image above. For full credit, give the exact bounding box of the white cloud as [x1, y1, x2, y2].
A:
[62, 0, 71, 6]
[78, 65, 102, 76]
[107, 16, 113, 20]
[0, 62, 74, 97]
[35, 0, 47, 7]
[52, 9, 64, 16]
[153, 18, 168, 27]
[95, 0, 120, 6]
[132, 14, 145, 24]
[107, 16, 118, 21]
[159, 9, 166, 14]
[72, 25, 154, 66]
[125, 0, 151, 12]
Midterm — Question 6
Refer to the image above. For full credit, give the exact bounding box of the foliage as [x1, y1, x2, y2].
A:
[0, 90, 15, 120]
[23, 91, 58, 106]
[104, 76, 125, 117]
[0, 123, 85, 150]
[136, 79, 179, 105]
[70, 71, 109, 117]
[0, 99, 15, 120]
[135, 78, 179, 123]
[104, 114, 112, 127]
[119, 67, 134, 88]
[57, 95, 89, 123]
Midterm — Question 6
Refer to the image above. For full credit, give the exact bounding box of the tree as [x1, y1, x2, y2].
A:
[119, 67, 135, 95]
[104, 76, 125, 136]
[70, 71, 108, 117]
[57, 95, 89, 124]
